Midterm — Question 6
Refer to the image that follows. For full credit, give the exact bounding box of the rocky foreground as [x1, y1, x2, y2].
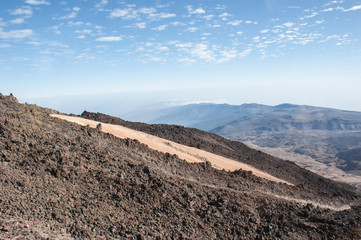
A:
[0, 93, 360, 239]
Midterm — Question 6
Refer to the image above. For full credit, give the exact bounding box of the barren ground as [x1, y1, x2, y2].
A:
[1, 94, 360, 239]
[51, 114, 291, 185]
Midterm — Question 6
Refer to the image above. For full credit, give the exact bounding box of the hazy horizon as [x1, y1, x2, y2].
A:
[15, 89, 361, 120]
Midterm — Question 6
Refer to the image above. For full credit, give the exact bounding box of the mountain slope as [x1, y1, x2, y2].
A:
[139, 103, 361, 184]
[210, 104, 361, 178]
[81, 111, 358, 194]
[52, 114, 291, 185]
[1, 94, 361, 239]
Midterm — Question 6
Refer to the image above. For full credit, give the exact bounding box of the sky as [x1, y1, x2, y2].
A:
[0, 0, 361, 113]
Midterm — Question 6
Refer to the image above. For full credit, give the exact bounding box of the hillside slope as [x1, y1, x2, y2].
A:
[81, 111, 357, 195]
[1, 94, 361, 239]
[137, 103, 361, 183]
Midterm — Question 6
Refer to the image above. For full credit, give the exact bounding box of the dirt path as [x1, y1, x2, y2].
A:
[51, 114, 292, 185]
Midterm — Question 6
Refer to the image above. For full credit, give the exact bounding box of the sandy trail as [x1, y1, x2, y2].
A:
[51, 114, 292, 185]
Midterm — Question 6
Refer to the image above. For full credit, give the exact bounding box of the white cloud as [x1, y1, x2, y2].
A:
[95, 0, 108, 11]
[154, 12, 176, 19]
[344, 5, 361, 12]
[178, 57, 197, 63]
[218, 49, 238, 63]
[190, 43, 215, 61]
[138, 7, 156, 14]
[322, 7, 335, 12]
[186, 6, 206, 15]
[193, 8, 206, 14]
[0, 28, 33, 39]
[228, 20, 242, 26]
[219, 13, 230, 18]
[11, 18, 25, 24]
[236, 31, 243, 35]
[74, 52, 95, 61]
[0, 18, 5, 27]
[134, 22, 147, 29]
[301, 12, 318, 19]
[54, 8, 80, 20]
[203, 15, 214, 20]
[56, 12, 77, 20]
[12, 57, 29, 61]
[215, 4, 227, 10]
[49, 25, 62, 34]
[321, 4, 361, 12]
[11, 7, 33, 16]
[283, 22, 295, 27]
[0, 43, 11, 48]
[109, 8, 135, 19]
[219, 13, 231, 20]
[25, 0, 50, 5]
[253, 36, 260, 42]
[27, 41, 41, 45]
[68, 21, 83, 26]
[75, 29, 92, 38]
[109, 6, 175, 21]
[186, 27, 199, 32]
[156, 46, 169, 51]
[143, 42, 153, 47]
[175, 42, 193, 48]
[152, 24, 168, 31]
[96, 36, 122, 41]
[79, 29, 92, 34]
[260, 29, 269, 34]
[49, 42, 69, 48]
[110, 8, 129, 18]
[323, 0, 345, 7]
[239, 49, 252, 57]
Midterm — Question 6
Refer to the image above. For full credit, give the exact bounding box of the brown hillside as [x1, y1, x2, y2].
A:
[0, 94, 360, 239]
[81, 111, 358, 197]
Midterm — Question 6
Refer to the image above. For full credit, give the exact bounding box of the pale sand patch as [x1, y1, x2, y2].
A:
[51, 114, 292, 185]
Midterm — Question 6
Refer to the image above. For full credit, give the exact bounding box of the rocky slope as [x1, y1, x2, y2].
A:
[81, 111, 357, 195]
[1, 94, 361, 239]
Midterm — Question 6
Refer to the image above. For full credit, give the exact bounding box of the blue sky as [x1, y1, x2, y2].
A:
[1, 0, 361, 112]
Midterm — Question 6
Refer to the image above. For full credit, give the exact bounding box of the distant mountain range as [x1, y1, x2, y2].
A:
[138, 103, 361, 185]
